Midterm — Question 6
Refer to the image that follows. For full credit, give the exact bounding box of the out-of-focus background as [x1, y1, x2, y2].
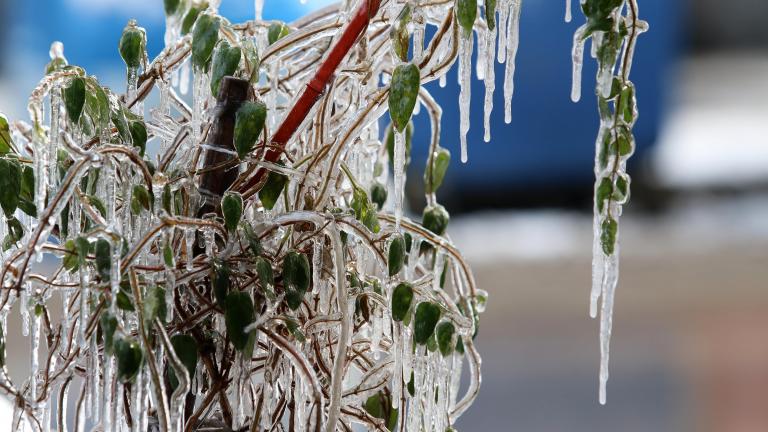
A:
[2, 1, 768, 431]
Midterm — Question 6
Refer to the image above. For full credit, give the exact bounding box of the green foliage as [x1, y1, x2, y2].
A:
[210, 40, 242, 95]
[436, 321, 455, 356]
[259, 169, 288, 210]
[282, 251, 310, 310]
[390, 4, 412, 62]
[388, 235, 406, 277]
[191, 13, 220, 70]
[456, 0, 477, 35]
[422, 204, 450, 236]
[168, 334, 198, 389]
[234, 101, 267, 159]
[224, 291, 256, 353]
[413, 302, 441, 345]
[267, 22, 291, 45]
[425, 147, 450, 194]
[119, 21, 145, 69]
[391, 282, 413, 322]
[114, 338, 143, 382]
[63, 77, 86, 124]
[221, 192, 243, 232]
[388, 64, 420, 132]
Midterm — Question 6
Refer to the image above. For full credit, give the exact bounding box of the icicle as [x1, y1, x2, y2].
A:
[497, 1, 509, 64]
[483, 21, 497, 142]
[312, 237, 322, 294]
[503, 0, 522, 124]
[29, 310, 41, 403]
[254, 0, 264, 20]
[565, 0, 572, 23]
[393, 129, 406, 229]
[458, 34, 473, 163]
[571, 25, 587, 102]
[476, 27, 488, 81]
[185, 229, 195, 271]
[598, 249, 619, 405]
[49, 86, 61, 189]
[179, 60, 191, 95]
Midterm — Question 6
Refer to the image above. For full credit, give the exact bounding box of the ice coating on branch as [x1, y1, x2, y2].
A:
[393, 128, 406, 229]
[458, 34, 473, 163]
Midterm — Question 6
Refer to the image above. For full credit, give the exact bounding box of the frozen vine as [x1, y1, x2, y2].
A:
[571, 0, 648, 404]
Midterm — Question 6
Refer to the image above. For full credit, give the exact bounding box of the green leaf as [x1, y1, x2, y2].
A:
[95, 238, 111, 281]
[129, 120, 147, 156]
[259, 169, 288, 210]
[436, 321, 455, 357]
[100, 312, 118, 355]
[456, 0, 478, 35]
[255, 257, 274, 290]
[242, 39, 261, 84]
[0, 158, 21, 217]
[413, 302, 441, 345]
[210, 40, 242, 96]
[267, 22, 290, 45]
[131, 184, 153, 215]
[422, 204, 449, 236]
[2, 217, 23, 251]
[388, 235, 406, 277]
[191, 13, 220, 70]
[116, 289, 135, 312]
[161, 184, 172, 214]
[114, 337, 143, 382]
[181, 4, 205, 35]
[614, 174, 630, 204]
[0, 113, 12, 155]
[455, 336, 465, 354]
[143, 285, 167, 327]
[388, 63, 420, 132]
[425, 147, 450, 194]
[284, 318, 306, 343]
[600, 217, 618, 255]
[620, 84, 635, 123]
[234, 101, 267, 159]
[391, 282, 413, 322]
[63, 77, 86, 124]
[283, 251, 310, 310]
[485, 0, 497, 31]
[119, 21, 145, 69]
[212, 260, 231, 307]
[224, 291, 256, 353]
[168, 334, 198, 389]
[221, 191, 243, 232]
[163, 243, 175, 268]
[407, 371, 415, 396]
[242, 222, 263, 256]
[595, 176, 613, 214]
[87, 195, 107, 218]
[62, 240, 81, 272]
[390, 4, 413, 62]
[370, 181, 387, 210]
[164, 0, 181, 16]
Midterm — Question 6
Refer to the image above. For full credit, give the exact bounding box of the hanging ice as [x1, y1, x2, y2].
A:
[458, 33, 473, 163]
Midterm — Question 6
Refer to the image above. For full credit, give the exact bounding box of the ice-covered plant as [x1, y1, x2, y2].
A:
[0, 0, 645, 430]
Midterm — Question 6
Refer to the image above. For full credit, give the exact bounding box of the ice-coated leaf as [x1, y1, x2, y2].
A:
[213, 260, 231, 307]
[595, 176, 612, 214]
[2, 217, 23, 251]
[119, 21, 145, 69]
[62, 240, 80, 272]
[95, 238, 111, 281]
[131, 184, 153, 214]
[191, 13, 220, 70]
[234, 101, 267, 159]
[210, 40, 242, 95]
[388, 63, 420, 132]
[456, 0, 478, 35]
[63, 76, 86, 124]
[425, 147, 450, 194]
[164, 0, 181, 16]
[436, 321, 455, 356]
[283, 251, 310, 310]
[390, 3, 412, 62]
[600, 217, 618, 255]
[163, 243, 175, 268]
[129, 120, 147, 156]
[143, 285, 167, 327]
[181, 4, 205, 35]
[224, 291, 256, 353]
[114, 338, 143, 383]
[0, 113, 12, 155]
[221, 191, 243, 232]
[267, 22, 290, 45]
[391, 282, 413, 322]
[422, 203, 450, 236]
[485, 0, 497, 31]
[388, 235, 406, 277]
[242, 39, 261, 83]
[259, 169, 288, 210]
[242, 222, 263, 256]
[370, 181, 387, 210]
[413, 302, 441, 345]
[100, 312, 118, 355]
[0, 158, 21, 217]
[168, 334, 198, 389]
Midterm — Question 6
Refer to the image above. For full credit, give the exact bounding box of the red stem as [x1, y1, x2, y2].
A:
[237, 0, 382, 196]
